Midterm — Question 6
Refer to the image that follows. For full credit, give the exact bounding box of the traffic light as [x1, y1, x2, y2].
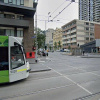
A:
[32, 46, 36, 51]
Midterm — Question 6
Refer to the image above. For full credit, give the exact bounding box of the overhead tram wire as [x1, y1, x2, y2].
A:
[49, 0, 67, 17]
[52, 2, 72, 20]
[51, 1, 95, 21]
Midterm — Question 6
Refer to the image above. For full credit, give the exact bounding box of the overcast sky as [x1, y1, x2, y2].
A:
[36, 0, 78, 30]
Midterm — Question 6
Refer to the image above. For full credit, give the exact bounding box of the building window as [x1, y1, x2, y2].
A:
[3, 0, 24, 6]
[86, 37, 89, 40]
[9, 0, 12, 4]
[12, 0, 16, 4]
[6, 29, 14, 36]
[4, 0, 8, 3]
[20, 0, 24, 5]
[17, 0, 24, 5]
[90, 28, 94, 31]
[85, 27, 89, 31]
[0, 29, 5, 35]
[5, 14, 15, 19]
[0, 13, 4, 18]
[90, 23, 94, 26]
[17, 30, 23, 37]
[17, 15, 23, 20]
[17, 0, 20, 5]
[90, 38, 94, 41]
[90, 33, 94, 36]
[85, 22, 89, 25]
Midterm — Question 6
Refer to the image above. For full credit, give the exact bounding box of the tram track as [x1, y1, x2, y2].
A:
[0, 84, 75, 100]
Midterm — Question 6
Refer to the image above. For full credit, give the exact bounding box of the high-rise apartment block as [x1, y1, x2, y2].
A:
[0, 0, 37, 52]
[79, 0, 100, 22]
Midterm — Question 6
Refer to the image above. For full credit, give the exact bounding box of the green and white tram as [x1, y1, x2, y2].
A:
[0, 36, 30, 83]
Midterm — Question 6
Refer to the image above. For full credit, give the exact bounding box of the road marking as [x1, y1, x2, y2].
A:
[46, 66, 92, 94]
[69, 65, 100, 78]
[39, 61, 45, 63]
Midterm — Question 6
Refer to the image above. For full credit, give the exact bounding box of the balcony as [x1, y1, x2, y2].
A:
[66, 36, 70, 39]
[0, 1, 37, 17]
[62, 41, 67, 44]
[71, 34, 76, 38]
[71, 29, 76, 33]
[0, 18, 29, 28]
[62, 37, 67, 40]
[71, 39, 76, 43]
[67, 41, 71, 43]
[67, 31, 70, 34]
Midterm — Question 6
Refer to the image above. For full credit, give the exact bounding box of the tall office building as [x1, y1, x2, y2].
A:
[79, 0, 100, 22]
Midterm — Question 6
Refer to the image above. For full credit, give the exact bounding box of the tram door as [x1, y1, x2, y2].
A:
[9, 37, 27, 82]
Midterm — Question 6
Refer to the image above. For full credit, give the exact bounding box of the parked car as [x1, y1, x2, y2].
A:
[42, 50, 48, 56]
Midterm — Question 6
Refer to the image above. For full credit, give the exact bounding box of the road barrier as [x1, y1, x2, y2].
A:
[26, 52, 35, 58]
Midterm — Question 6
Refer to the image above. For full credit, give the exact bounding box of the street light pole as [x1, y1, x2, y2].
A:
[35, 8, 38, 62]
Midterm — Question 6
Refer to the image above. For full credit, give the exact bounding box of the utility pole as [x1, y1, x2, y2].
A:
[35, 8, 38, 62]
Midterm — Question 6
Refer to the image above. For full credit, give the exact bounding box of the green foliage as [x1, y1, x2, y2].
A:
[34, 28, 45, 49]
[58, 41, 61, 49]
[49, 46, 52, 51]
[54, 42, 57, 50]
[68, 45, 71, 50]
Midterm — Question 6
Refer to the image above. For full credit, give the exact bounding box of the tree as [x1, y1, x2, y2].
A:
[34, 28, 45, 49]
[68, 45, 71, 50]
[49, 46, 52, 51]
[58, 41, 61, 50]
[54, 42, 57, 50]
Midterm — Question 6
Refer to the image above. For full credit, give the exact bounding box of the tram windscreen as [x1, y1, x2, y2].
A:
[0, 47, 9, 70]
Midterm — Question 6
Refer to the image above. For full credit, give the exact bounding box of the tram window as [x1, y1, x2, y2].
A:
[0, 47, 9, 70]
[11, 46, 25, 69]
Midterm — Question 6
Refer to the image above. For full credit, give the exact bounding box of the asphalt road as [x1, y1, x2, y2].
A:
[0, 52, 100, 100]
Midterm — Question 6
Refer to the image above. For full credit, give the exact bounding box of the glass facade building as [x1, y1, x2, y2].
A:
[79, 0, 100, 22]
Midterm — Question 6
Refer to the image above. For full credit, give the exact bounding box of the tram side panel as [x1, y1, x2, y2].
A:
[0, 36, 9, 83]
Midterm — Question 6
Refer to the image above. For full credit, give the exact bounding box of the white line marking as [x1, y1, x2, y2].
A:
[46, 66, 92, 94]
[69, 65, 100, 77]
[39, 61, 45, 62]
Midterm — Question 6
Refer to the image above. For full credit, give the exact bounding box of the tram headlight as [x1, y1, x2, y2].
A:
[26, 61, 30, 70]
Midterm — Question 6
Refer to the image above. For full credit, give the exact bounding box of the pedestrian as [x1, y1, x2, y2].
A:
[83, 50, 85, 56]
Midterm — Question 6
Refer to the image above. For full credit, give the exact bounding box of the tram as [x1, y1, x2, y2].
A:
[0, 36, 30, 83]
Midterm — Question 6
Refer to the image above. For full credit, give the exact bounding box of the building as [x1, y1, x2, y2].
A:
[45, 28, 54, 50]
[79, 0, 100, 22]
[53, 28, 62, 50]
[80, 39, 100, 53]
[62, 19, 100, 49]
[0, 0, 37, 52]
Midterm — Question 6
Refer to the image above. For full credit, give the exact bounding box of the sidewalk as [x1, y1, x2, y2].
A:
[81, 53, 100, 58]
[27, 58, 51, 73]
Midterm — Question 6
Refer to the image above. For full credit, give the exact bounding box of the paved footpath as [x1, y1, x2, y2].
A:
[27, 57, 51, 72]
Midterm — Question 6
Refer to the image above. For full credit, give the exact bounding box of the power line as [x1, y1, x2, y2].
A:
[52, 2, 72, 20]
[49, 0, 67, 17]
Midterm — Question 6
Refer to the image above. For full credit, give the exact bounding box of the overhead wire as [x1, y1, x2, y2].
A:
[52, 2, 72, 20]
[49, 0, 67, 17]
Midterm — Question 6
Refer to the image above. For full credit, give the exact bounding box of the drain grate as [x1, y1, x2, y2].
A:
[74, 92, 100, 100]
